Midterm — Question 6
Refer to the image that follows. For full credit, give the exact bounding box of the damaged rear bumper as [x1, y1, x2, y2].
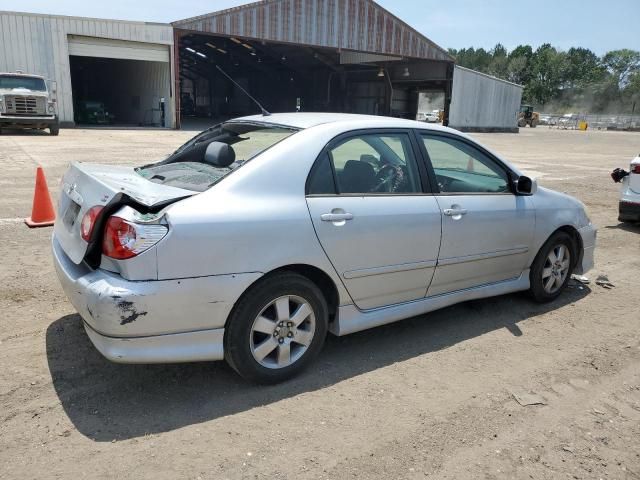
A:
[52, 234, 262, 363]
[83, 321, 225, 363]
[619, 200, 640, 222]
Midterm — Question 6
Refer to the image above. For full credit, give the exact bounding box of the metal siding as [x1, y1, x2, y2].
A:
[448, 66, 523, 131]
[0, 11, 175, 126]
[173, 0, 452, 61]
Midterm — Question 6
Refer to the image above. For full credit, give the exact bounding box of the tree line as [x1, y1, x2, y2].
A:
[448, 44, 640, 114]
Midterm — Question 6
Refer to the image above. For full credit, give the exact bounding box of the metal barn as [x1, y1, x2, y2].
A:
[0, 11, 176, 127]
[1, 1, 522, 131]
[171, 0, 456, 128]
[448, 66, 523, 132]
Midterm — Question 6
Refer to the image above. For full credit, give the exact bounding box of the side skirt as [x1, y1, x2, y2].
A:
[331, 270, 530, 336]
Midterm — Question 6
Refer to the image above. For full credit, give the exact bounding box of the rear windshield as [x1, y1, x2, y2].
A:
[0, 75, 47, 91]
[136, 122, 297, 192]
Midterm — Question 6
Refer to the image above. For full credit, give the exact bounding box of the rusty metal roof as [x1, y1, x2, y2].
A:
[173, 0, 453, 62]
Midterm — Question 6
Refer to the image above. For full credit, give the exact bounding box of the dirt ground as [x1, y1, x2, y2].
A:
[1, 126, 639, 480]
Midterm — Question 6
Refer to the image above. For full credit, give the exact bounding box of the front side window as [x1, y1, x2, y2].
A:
[317, 133, 421, 195]
[421, 135, 510, 194]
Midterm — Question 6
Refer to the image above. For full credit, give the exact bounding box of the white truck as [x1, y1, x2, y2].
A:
[0, 72, 59, 135]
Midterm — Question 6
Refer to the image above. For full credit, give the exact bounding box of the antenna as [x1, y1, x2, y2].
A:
[215, 65, 271, 116]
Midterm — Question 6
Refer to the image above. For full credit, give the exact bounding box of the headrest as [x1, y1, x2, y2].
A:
[360, 154, 379, 165]
[344, 159, 375, 176]
[204, 141, 235, 168]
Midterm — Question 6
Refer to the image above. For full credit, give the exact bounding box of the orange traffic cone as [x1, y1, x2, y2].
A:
[25, 166, 56, 228]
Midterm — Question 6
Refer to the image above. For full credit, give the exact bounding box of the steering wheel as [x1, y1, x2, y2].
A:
[436, 174, 453, 192]
[374, 164, 403, 193]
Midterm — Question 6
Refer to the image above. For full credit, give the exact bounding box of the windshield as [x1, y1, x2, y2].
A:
[136, 122, 298, 192]
[0, 75, 47, 91]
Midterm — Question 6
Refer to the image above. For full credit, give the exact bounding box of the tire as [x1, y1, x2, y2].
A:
[528, 231, 576, 303]
[224, 272, 328, 383]
[518, 119, 527, 128]
[49, 124, 60, 136]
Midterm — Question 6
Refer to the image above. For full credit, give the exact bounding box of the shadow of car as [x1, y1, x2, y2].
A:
[47, 287, 589, 441]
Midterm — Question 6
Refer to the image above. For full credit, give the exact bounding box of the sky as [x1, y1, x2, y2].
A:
[1, 0, 638, 55]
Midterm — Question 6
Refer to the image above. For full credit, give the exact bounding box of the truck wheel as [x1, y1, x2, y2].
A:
[531, 120, 538, 128]
[49, 124, 60, 136]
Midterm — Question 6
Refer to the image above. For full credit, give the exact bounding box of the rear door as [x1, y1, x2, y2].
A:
[306, 130, 442, 310]
[417, 132, 535, 296]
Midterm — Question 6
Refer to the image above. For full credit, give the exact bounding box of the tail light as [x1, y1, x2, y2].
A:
[102, 216, 168, 260]
[631, 164, 640, 174]
[80, 206, 104, 241]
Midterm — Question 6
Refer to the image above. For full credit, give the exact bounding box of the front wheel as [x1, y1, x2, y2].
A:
[224, 272, 328, 383]
[49, 123, 60, 136]
[528, 232, 575, 303]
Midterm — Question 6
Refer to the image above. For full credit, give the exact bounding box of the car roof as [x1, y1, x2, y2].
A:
[234, 112, 452, 132]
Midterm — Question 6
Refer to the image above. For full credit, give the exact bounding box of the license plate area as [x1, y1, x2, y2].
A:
[63, 201, 81, 229]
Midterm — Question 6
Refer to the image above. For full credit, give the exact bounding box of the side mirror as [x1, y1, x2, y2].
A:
[515, 175, 537, 195]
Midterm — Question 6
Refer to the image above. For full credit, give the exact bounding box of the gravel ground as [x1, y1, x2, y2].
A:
[1, 126, 639, 480]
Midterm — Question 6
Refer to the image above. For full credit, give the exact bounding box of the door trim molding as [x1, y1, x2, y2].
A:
[343, 260, 437, 279]
[437, 246, 529, 266]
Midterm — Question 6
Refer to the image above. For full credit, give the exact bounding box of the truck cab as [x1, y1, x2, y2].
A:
[0, 72, 59, 135]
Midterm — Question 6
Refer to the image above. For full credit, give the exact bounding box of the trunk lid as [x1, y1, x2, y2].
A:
[54, 162, 194, 264]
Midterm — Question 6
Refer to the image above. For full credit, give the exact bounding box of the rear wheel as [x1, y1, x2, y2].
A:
[529, 232, 575, 303]
[224, 272, 328, 383]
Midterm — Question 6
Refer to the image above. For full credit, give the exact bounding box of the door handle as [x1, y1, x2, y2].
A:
[443, 208, 468, 216]
[321, 213, 354, 222]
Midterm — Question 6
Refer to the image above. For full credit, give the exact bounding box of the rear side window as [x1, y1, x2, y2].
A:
[312, 133, 421, 195]
[307, 154, 336, 195]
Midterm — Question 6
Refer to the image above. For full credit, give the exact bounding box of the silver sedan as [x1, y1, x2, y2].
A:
[52, 113, 596, 383]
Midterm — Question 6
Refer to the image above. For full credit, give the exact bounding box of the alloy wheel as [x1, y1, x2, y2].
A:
[249, 295, 316, 369]
[541, 244, 571, 294]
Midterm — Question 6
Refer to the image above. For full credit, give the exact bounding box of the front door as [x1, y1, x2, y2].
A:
[306, 131, 442, 310]
[418, 132, 535, 296]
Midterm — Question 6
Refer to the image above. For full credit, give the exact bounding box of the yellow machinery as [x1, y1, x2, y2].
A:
[518, 105, 539, 128]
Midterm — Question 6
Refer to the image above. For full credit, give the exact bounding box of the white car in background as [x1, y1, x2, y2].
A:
[417, 110, 439, 123]
[52, 113, 596, 383]
[611, 154, 640, 222]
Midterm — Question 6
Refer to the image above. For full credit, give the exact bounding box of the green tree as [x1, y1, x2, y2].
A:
[602, 49, 640, 87]
[529, 44, 564, 106]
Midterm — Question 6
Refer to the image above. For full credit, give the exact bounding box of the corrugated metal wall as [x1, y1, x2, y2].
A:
[173, 0, 452, 62]
[0, 11, 175, 126]
[449, 66, 523, 132]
